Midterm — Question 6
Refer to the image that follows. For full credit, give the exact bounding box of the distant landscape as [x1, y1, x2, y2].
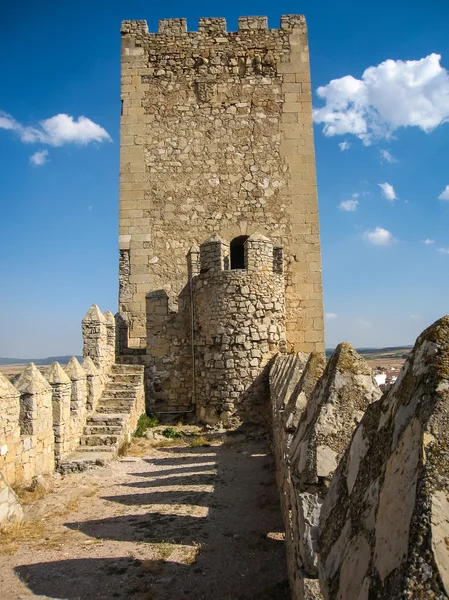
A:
[325, 346, 412, 360]
[1, 349, 412, 365]
[0, 356, 81, 366]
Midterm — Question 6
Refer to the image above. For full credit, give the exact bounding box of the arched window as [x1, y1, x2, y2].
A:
[230, 235, 249, 269]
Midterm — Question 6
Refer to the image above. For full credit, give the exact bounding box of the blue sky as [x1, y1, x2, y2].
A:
[0, 0, 448, 356]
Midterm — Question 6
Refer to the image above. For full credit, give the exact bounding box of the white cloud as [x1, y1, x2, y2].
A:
[364, 227, 396, 246]
[325, 312, 338, 320]
[339, 141, 350, 151]
[0, 110, 111, 147]
[438, 185, 449, 200]
[438, 247, 449, 254]
[378, 182, 397, 201]
[408, 314, 420, 320]
[339, 199, 359, 211]
[30, 150, 49, 166]
[313, 53, 449, 144]
[380, 149, 397, 163]
[422, 238, 435, 245]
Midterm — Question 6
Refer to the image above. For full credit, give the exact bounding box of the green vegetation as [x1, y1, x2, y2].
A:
[162, 427, 184, 439]
[133, 413, 159, 438]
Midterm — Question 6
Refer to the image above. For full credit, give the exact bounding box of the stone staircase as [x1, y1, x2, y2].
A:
[59, 364, 145, 473]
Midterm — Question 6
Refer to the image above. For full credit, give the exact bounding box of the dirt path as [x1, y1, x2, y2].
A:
[0, 433, 289, 600]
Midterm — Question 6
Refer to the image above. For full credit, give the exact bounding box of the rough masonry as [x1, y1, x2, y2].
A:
[271, 316, 449, 600]
[118, 15, 324, 361]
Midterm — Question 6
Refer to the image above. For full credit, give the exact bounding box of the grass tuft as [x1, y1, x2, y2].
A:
[134, 413, 159, 437]
[188, 436, 211, 448]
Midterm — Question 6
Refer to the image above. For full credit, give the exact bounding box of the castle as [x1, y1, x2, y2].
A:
[1, 15, 448, 600]
[117, 15, 324, 421]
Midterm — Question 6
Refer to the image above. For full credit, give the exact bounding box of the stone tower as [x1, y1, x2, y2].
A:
[118, 15, 324, 357]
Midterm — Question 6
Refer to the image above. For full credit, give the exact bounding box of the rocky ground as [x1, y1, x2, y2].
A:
[0, 429, 289, 600]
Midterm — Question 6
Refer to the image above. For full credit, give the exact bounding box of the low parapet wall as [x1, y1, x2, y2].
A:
[0, 304, 118, 488]
[271, 316, 449, 599]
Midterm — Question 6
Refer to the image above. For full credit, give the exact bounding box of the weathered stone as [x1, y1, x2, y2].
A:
[0, 472, 23, 525]
[16, 363, 52, 395]
[319, 315, 449, 599]
[290, 343, 381, 489]
[0, 373, 21, 485]
[46, 361, 71, 385]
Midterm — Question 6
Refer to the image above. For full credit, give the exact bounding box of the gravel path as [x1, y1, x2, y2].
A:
[0, 434, 289, 600]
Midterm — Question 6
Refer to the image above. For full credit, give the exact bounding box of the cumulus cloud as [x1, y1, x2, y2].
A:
[438, 247, 449, 254]
[313, 53, 449, 144]
[338, 141, 350, 151]
[325, 312, 338, 320]
[339, 199, 359, 211]
[422, 238, 435, 245]
[29, 150, 49, 166]
[0, 110, 111, 146]
[378, 182, 397, 201]
[380, 149, 397, 163]
[438, 185, 449, 200]
[364, 227, 396, 246]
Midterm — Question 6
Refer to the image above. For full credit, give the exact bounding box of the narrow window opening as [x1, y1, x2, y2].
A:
[230, 235, 249, 269]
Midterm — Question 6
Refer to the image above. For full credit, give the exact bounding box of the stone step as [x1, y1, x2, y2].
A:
[109, 374, 142, 383]
[103, 385, 138, 392]
[95, 404, 134, 414]
[86, 413, 125, 426]
[70, 444, 116, 453]
[84, 425, 123, 435]
[80, 435, 119, 447]
[57, 451, 115, 474]
[99, 391, 136, 400]
[111, 364, 144, 374]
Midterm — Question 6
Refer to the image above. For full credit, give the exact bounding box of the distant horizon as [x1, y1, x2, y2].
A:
[0, 344, 415, 362]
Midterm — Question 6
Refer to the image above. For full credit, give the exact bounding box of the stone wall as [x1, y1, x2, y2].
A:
[319, 316, 449, 599]
[118, 14, 324, 355]
[15, 364, 55, 485]
[134, 233, 286, 423]
[194, 234, 285, 425]
[271, 316, 449, 599]
[0, 304, 140, 487]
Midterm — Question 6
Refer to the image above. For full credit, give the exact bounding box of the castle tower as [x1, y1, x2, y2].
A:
[118, 15, 324, 355]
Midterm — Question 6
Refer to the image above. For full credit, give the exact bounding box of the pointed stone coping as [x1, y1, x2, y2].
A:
[82, 356, 99, 376]
[290, 342, 381, 484]
[318, 315, 449, 598]
[0, 371, 20, 398]
[46, 362, 71, 385]
[15, 363, 52, 395]
[201, 234, 229, 246]
[103, 310, 115, 326]
[64, 357, 87, 381]
[284, 351, 326, 432]
[82, 304, 106, 324]
[188, 244, 200, 254]
[246, 232, 272, 243]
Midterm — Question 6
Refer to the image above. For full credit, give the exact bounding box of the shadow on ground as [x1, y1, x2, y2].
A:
[15, 434, 289, 600]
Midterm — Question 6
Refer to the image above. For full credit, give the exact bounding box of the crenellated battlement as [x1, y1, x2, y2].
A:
[120, 15, 306, 38]
[196, 233, 283, 275]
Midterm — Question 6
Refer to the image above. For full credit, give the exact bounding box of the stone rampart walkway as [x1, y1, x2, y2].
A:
[0, 433, 289, 599]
